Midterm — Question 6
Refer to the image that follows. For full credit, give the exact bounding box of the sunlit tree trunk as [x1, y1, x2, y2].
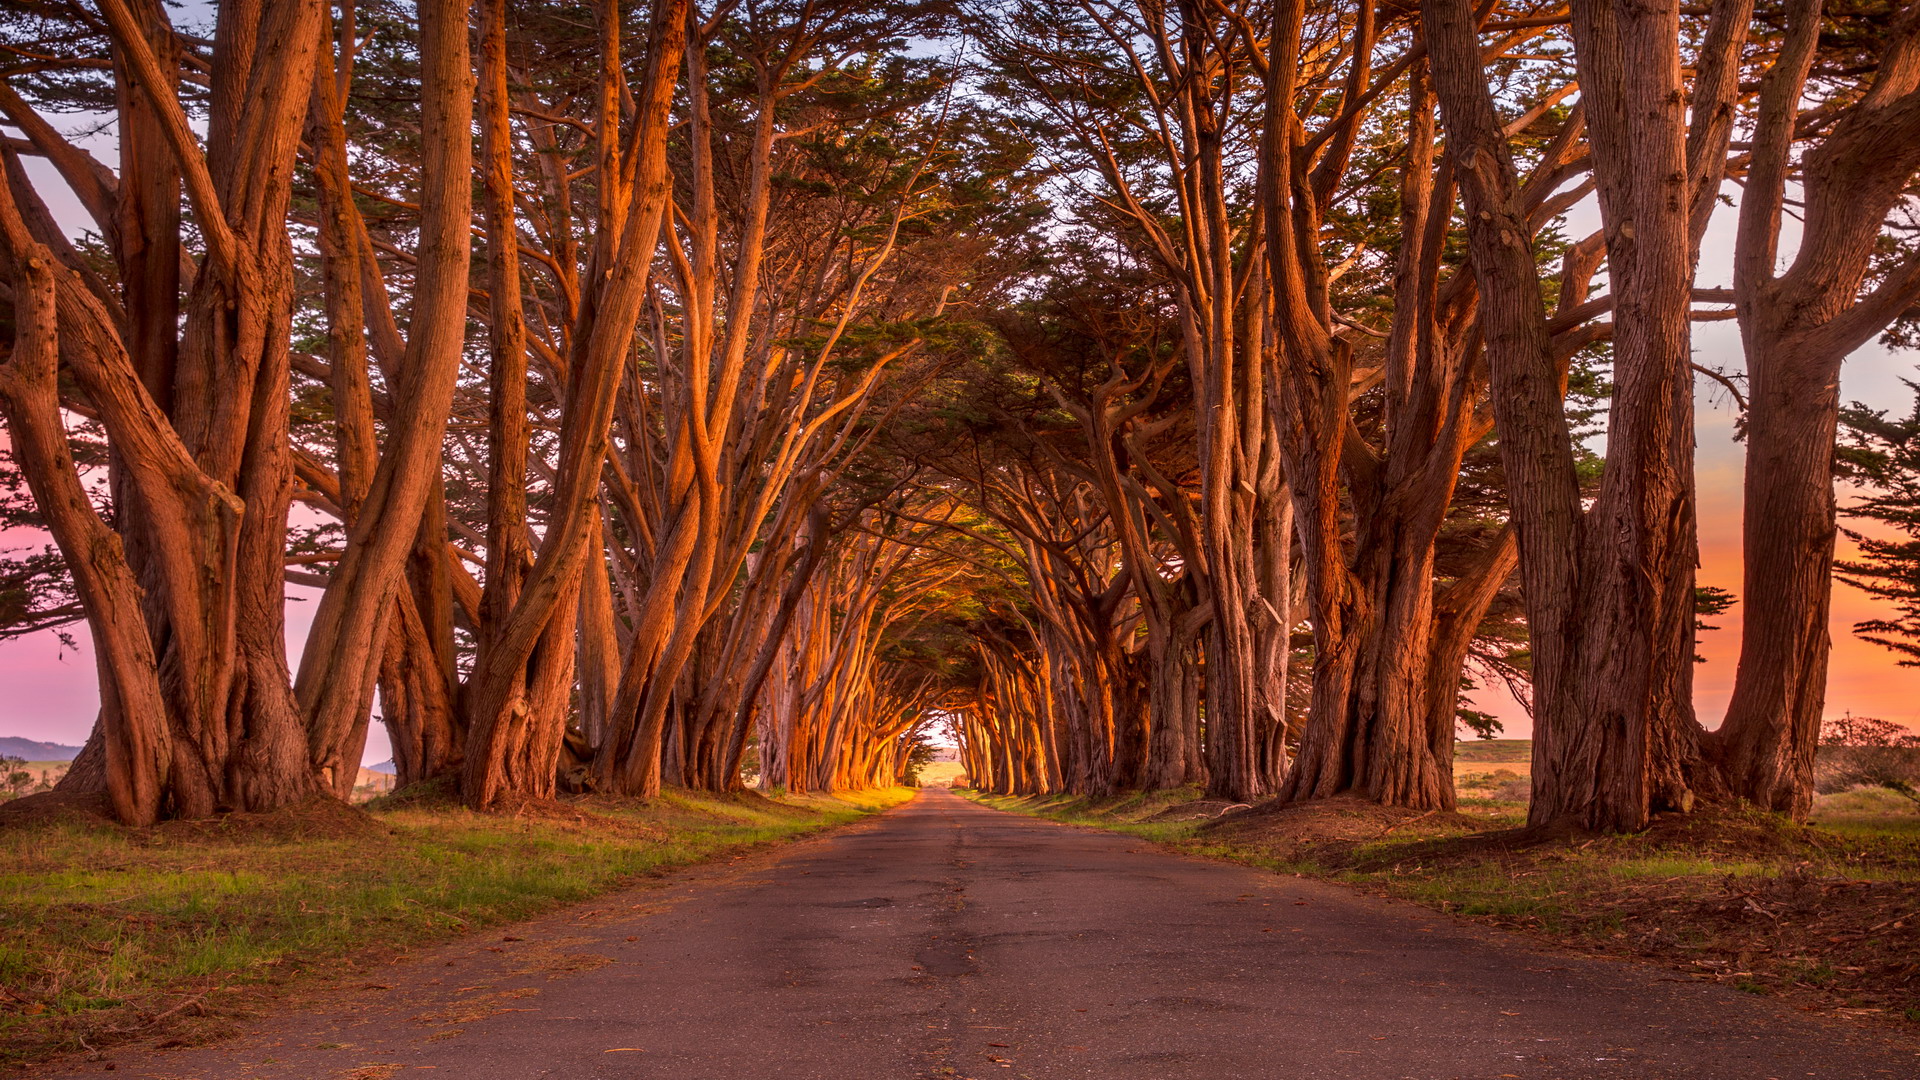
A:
[0, 0, 328, 822]
[294, 0, 473, 800]
[1426, 0, 1729, 831]
[1273, 30, 1542, 811]
[464, 0, 690, 808]
[1713, 0, 1920, 817]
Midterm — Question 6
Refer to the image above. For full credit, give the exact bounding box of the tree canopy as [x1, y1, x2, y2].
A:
[1, 0, 1918, 830]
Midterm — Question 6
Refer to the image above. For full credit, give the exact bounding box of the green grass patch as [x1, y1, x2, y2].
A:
[0, 785, 913, 1067]
[1810, 786, 1920, 838]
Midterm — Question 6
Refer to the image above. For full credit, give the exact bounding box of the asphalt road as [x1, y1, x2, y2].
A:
[44, 788, 1920, 1079]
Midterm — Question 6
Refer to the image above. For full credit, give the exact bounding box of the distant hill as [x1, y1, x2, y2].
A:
[1454, 738, 1531, 764]
[0, 737, 82, 762]
[367, 759, 397, 775]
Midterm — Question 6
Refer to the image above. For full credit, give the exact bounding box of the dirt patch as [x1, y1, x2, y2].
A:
[1141, 799, 1251, 823]
[0, 789, 116, 830]
[1204, 794, 1485, 851]
[1634, 805, 1855, 860]
[152, 797, 391, 844]
[1408, 853, 1920, 1022]
[410, 985, 542, 1029]
[479, 797, 671, 841]
[506, 935, 616, 978]
[697, 789, 822, 818]
[364, 775, 461, 810]
[1646, 871, 1920, 1010]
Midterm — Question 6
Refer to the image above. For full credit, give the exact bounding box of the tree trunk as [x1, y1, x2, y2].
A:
[1710, 0, 1920, 818]
[0, 240, 170, 824]
[4, 0, 331, 822]
[464, 0, 690, 807]
[1428, 0, 1703, 832]
[296, 0, 473, 799]
[378, 587, 463, 788]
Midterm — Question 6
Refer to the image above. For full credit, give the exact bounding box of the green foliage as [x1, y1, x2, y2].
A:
[0, 755, 31, 797]
[901, 736, 938, 785]
[1693, 585, 1736, 662]
[1454, 707, 1503, 740]
[0, 430, 108, 645]
[1836, 381, 1920, 665]
[1817, 714, 1920, 803]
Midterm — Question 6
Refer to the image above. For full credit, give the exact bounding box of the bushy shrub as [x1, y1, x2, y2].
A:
[1815, 715, 1920, 802]
[1458, 767, 1530, 802]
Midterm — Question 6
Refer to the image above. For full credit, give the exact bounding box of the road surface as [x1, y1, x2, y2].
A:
[41, 788, 1919, 1079]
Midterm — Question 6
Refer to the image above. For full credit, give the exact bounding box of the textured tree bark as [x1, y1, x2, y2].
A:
[1265, 0, 1399, 808]
[1715, 339, 1840, 815]
[1143, 607, 1206, 790]
[0, 235, 170, 825]
[460, 0, 539, 801]
[981, 0, 1284, 801]
[1547, 0, 1704, 831]
[577, 509, 622, 749]
[1427, 0, 1707, 832]
[1712, 0, 1920, 817]
[464, 0, 690, 808]
[1, 0, 330, 821]
[296, 0, 473, 799]
[724, 499, 831, 784]
[378, 587, 463, 789]
[1185, 253, 1286, 803]
[1274, 50, 1526, 811]
[1426, 0, 1597, 829]
[305, 4, 373, 520]
[109, 0, 181, 424]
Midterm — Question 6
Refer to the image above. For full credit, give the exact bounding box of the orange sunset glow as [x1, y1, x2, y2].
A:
[8, 7, 1920, 1073]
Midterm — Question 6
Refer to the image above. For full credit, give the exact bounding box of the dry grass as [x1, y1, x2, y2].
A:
[915, 761, 968, 787]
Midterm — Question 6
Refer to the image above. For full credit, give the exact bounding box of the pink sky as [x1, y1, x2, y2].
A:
[0, 580, 403, 762]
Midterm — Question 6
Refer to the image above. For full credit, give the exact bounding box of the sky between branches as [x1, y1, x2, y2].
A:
[0, 17, 1915, 757]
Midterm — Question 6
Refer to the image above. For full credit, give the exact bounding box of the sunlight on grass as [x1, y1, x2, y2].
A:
[0, 787, 913, 1066]
[1810, 786, 1920, 838]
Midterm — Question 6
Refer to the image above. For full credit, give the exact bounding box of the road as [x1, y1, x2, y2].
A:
[44, 788, 1919, 1079]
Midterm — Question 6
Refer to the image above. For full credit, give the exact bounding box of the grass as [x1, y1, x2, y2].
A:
[915, 761, 967, 786]
[1453, 739, 1533, 763]
[0, 785, 913, 1068]
[1809, 785, 1920, 838]
[968, 786, 1227, 841]
[963, 784, 1920, 1027]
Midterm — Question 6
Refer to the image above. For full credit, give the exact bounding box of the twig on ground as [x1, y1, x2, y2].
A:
[1380, 811, 1437, 836]
[1867, 909, 1920, 933]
